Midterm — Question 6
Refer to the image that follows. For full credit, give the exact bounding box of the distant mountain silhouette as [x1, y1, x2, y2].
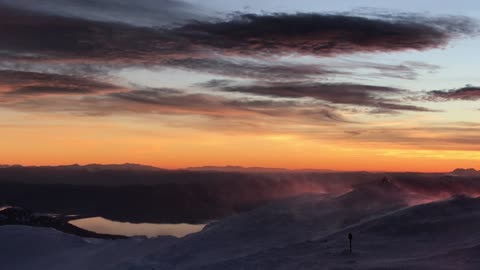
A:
[80, 163, 164, 172]
[186, 166, 334, 173]
[451, 168, 480, 177]
[186, 166, 290, 172]
[0, 163, 165, 172]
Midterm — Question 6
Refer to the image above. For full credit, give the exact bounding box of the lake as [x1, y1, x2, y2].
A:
[70, 217, 206, 238]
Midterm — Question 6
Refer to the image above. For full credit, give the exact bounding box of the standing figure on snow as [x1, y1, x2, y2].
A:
[348, 233, 353, 254]
[381, 176, 390, 184]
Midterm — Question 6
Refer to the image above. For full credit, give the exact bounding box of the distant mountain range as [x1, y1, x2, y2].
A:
[0, 163, 164, 172]
[3, 164, 477, 175]
[185, 166, 334, 173]
[186, 166, 290, 172]
[0, 164, 336, 173]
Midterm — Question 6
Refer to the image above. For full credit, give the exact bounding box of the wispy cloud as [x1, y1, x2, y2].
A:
[0, 0, 202, 27]
[0, 70, 123, 97]
[5, 87, 346, 124]
[425, 86, 480, 101]
[333, 123, 480, 151]
[165, 58, 438, 81]
[163, 58, 341, 81]
[206, 81, 435, 113]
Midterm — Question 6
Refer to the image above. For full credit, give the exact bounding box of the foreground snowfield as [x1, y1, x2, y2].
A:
[2, 181, 480, 270]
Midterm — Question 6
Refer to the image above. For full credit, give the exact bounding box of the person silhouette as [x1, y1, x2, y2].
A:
[383, 176, 389, 183]
[348, 233, 353, 254]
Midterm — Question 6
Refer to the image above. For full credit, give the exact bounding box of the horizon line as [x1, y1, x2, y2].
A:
[0, 162, 472, 174]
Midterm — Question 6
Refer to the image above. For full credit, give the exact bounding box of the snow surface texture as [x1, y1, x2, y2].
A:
[1, 181, 480, 270]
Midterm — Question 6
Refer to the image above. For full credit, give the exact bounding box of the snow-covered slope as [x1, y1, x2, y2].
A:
[2, 182, 480, 270]
[0, 225, 177, 270]
[199, 196, 480, 270]
[139, 180, 409, 269]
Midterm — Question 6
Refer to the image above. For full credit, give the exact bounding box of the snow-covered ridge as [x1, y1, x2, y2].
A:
[2, 180, 480, 270]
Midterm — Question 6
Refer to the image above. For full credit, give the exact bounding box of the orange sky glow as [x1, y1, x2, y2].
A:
[1, 111, 478, 172]
[1, 2, 480, 172]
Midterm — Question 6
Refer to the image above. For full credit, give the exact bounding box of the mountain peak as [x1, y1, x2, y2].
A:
[81, 163, 163, 172]
[451, 168, 480, 177]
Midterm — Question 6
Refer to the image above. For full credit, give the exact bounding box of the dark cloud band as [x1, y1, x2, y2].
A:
[210, 81, 434, 113]
[0, 70, 122, 96]
[0, 5, 476, 63]
[177, 13, 476, 56]
[426, 86, 480, 101]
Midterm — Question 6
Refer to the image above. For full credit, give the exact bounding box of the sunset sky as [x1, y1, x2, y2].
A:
[1, 0, 480, 172]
